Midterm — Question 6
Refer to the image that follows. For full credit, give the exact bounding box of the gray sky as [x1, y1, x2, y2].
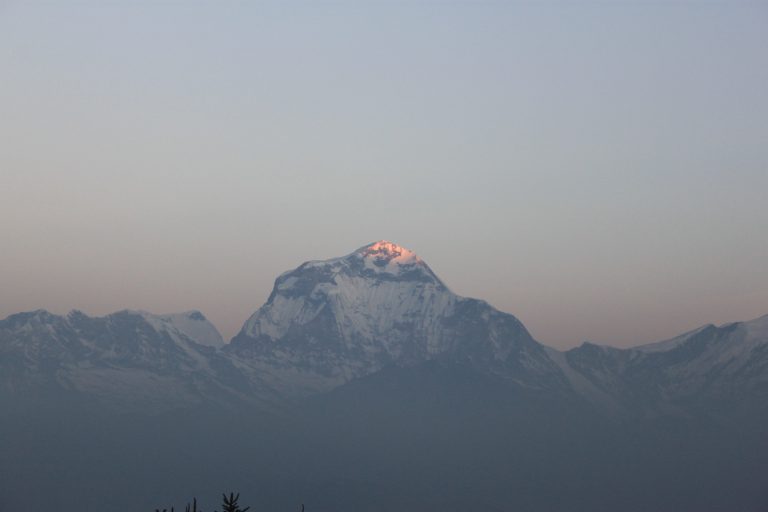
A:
[1, 1, 766, 349]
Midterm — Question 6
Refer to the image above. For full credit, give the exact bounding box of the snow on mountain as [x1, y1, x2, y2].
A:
[0, 309, 267, 411]
[664, 315, 768, 391]
[229, 240, 768, 407]
[741, 313, 768, 342]
[632, 324, 716, 353]
[240, 241, 453, 348]
[135, 310, 225, 348]
[2, 242, 766, 418]
[229, 240, 562, 397]
[630, 314, 768, 376]
[550, 313, 768, 414]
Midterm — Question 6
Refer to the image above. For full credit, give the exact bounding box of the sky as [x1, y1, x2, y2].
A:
[1, 1, 766, 349]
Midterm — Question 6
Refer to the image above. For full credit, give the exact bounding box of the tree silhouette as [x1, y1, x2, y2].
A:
[185, 498, 201, 512]
[216, 492, 250, 512]
[155, 492, 258, 512]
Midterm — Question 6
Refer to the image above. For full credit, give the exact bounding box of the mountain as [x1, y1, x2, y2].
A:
[2, 241, 768, 511]
[3, 241, 767, 418]
[553, 314, 768, 416]
[227, 240, 564, 398]
[226, 240, 768, 417]
[4, 241, 766, 417]
[0, 309, 274, 412]
[148, 310, 225, 348]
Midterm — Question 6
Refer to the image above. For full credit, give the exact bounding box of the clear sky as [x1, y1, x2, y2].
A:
[1, 1, 766, 349]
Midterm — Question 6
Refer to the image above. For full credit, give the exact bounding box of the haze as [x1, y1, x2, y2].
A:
[1, 1, 766, 349]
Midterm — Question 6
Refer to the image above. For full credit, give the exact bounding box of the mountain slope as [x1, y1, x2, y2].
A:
[228, 241, 565, 398]
[146, 310, 225, 348]
[0, 309, 273, 412]
[550, 314, 768, 416]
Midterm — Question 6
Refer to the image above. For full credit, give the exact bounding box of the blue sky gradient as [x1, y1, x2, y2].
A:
[1, 1, 766, 347]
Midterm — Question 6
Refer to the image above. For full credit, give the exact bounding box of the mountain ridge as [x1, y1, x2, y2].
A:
[3, 241, 768, 511]
[2, 240, 767, 416]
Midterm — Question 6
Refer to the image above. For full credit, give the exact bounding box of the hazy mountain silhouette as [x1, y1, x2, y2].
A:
[2, 241, 767, 511]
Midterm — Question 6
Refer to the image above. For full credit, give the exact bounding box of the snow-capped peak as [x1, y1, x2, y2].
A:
[241, 240, 452, 344]
[351, 240, 424, 276]
[231, 241, 553, 399]
[130, 310, 224, 348]
[357, 240, 421, 271]
[346, 240, 439, 281]
[281, 240, 443, 288]
[158, 311, 224, 348]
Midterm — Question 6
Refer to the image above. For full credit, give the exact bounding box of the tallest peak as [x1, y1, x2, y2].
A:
[363, 240, 415, 254]
[277, 240, 442, 285]
[358, 240, 421, 266]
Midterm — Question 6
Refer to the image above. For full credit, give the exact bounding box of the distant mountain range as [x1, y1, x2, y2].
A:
[2, 241, 767, 511]
[4, 240, 766, 416]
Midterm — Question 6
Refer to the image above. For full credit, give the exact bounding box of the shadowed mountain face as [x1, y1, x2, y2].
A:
[0, 309, 278, 413]
[228, 240, 565, 398]
[558, 316, 768, 418]
[2, 241, 768, 511]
